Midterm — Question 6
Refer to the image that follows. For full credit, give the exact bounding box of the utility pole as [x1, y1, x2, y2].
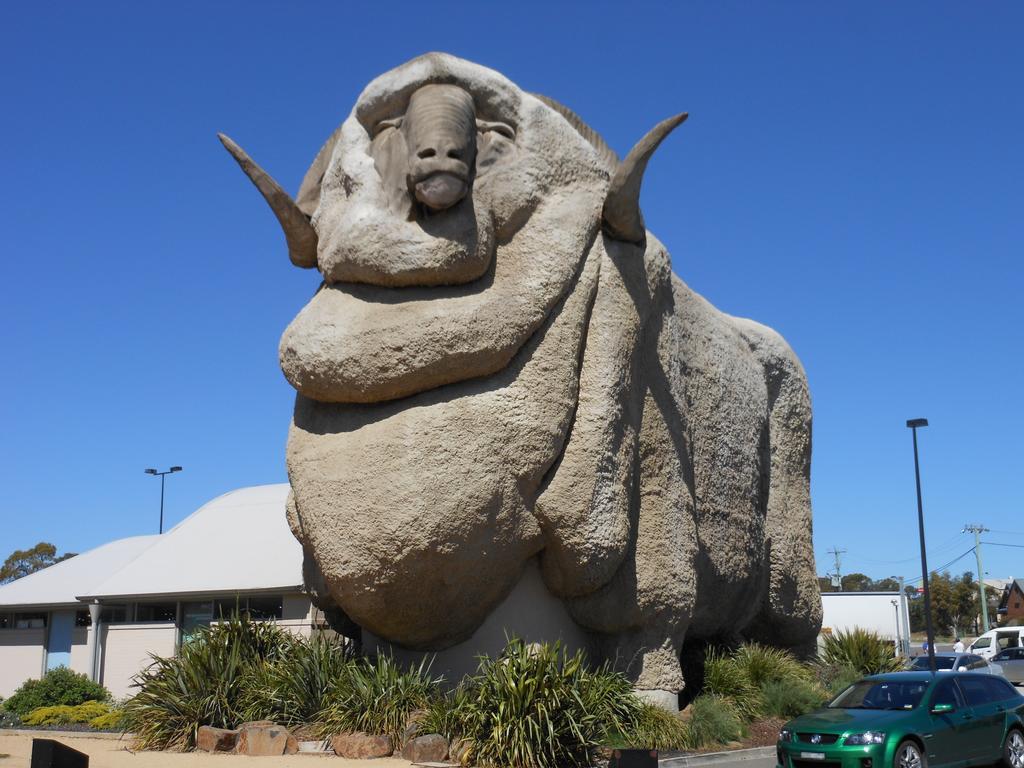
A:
[964, 524, 991, 631]
[828, 546, 847, 590]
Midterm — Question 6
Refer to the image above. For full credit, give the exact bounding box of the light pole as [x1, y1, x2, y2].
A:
[145, 466, 182, 534]
[906, 418, 936, 673]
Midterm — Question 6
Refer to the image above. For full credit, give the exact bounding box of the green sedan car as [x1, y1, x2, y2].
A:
[776, 671, 1024, 768]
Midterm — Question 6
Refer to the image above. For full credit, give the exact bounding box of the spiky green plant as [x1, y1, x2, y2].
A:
[813, 662, 862, 696]
[731, 643, 815, 687]
[239, 631, 355, 726]
[682, 694, 745, 749]
[613, 703, 689, 751]
[820, 628, 903, 675]
[760, 678, 827, 719]
[124, 614, 293, 750]
[317, 654, 442, 744]
[700, 649, 763, 720]
[450, 638, 645, 768]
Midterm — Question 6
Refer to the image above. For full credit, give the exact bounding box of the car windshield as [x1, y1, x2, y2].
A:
[909, 656, 957, 670]
[830, 680, 928, 710]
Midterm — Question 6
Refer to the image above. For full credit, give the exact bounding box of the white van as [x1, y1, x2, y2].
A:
[968, 627, 1024, 659]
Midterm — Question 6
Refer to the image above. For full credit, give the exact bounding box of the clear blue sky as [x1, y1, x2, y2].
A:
[2, 2, 1021, 586]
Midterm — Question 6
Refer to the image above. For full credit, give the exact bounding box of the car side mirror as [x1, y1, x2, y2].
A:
[931, 703, 956, 715]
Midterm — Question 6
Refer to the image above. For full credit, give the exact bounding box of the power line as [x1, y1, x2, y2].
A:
[981, 541, 1024, 549]
[903, 546, 977, 584]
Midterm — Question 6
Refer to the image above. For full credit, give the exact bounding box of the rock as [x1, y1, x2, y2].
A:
[196, 726, 237, 752]
[331, 732, 394, 759]
[227, 52, 822, 701]
[234, 722, 291, 756]
[285, 734, 299, 755]
[401, 734, 448, 763]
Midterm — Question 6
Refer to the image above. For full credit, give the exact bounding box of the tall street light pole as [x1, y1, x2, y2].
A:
[145, 466, 183, 534]
[906, 418, 935, 673]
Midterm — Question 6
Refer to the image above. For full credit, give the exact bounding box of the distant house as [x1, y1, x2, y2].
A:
[998, 579, 1024, 624]
[0, 484, 320, 698]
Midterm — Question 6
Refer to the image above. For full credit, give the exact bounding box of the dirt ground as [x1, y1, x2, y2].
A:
[0, 734, 411, 768]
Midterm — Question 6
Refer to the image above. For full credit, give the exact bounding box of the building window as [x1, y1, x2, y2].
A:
[14, 612, 47, 629]
[135, 603, 177, 622]
[213, 596, 284, 621]
[1016, 601, 1021, 610]
[74, 606, 128, 626]
[0, 613, 13, 629]
[245, 596, 284, 621]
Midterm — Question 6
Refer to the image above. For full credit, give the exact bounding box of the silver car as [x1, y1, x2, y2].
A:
[906, 651, 1005, 676]
[992, 647, 1024, 685]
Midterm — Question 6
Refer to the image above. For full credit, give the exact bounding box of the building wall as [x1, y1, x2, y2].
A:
[99, 622, 177, 699]
[820, 592, 910, 646]
[69, 626, 90, 676]
[0, 628, 46, 697]
[1004, 584, 1024, 623]
[280, 594, 313, 637]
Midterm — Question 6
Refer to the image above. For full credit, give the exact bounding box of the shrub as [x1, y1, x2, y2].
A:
[760, 678, 827, 719]
[701, 649, 763, 720]
[318, 654, 442, 744]
[682, 694, 745, 749]
[440, 638, 646, 768]
[24, 701, 111, 726]
[731, 643, 815, 688]
[820, 628, 903, 675]
[3, 667, 110, 716]
[0, 710, 22, 729]
[614, 703, 688, 751]
[89, 708, 127, 731]
[240, 632, 355, 726]
[814, 662, 862, 696]
[124, 614, 293, 750]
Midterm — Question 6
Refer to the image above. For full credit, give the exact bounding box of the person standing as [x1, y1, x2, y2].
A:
[953, 637, 965, 653]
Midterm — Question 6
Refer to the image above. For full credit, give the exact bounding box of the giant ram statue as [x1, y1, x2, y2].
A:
[220, 52, 821, 704]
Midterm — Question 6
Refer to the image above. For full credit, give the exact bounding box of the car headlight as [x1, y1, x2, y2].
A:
[779, 728, 795, 743]
[845, 731, 885, 745]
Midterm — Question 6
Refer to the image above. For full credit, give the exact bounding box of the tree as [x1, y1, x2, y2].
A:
[872, 577, 901, 592]
[0, 542, 76, 584]
[841, 573, 873, 592]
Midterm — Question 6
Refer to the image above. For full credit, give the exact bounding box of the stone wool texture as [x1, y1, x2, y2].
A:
[242, 53, 821, 694]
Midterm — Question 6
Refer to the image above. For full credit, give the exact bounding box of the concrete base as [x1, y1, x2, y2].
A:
[635, 688, 680, 712]
[364, 557, 595, 685]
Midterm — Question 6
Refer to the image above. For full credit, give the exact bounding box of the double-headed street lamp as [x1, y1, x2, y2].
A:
[906, 418, 936, 673]
[145, 466, 183, 534]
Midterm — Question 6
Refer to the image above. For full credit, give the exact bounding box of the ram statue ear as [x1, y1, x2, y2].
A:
[602, 113, 688, 244]
[218, 133, 319, 269]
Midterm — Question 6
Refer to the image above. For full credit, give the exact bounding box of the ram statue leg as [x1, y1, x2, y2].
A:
[732, 319, 822, 654]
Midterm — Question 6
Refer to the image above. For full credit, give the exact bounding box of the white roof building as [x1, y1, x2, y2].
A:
[0, 484, 316, 699]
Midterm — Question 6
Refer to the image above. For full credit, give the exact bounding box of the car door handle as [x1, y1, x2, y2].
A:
[961, 713, 974, 721]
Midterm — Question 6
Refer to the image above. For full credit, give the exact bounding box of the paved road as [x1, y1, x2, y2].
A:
[659, 748, 776, 768]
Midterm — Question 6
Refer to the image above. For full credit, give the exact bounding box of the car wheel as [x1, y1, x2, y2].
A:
[1003, 729, 1024, 768]
[895, 740, 926, 768]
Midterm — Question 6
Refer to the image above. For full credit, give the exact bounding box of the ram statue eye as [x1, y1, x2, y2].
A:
[372, 116, 404, 138]
[476, 120, 516, 174]
[476, 120, 515, 141]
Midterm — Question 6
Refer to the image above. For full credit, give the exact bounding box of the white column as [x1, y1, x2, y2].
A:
[85, 601, 101, 681]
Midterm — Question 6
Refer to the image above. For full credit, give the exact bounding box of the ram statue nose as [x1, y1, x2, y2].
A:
[404, 84, 477, 211]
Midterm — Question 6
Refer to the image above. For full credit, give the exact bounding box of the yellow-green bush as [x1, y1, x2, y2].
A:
[23, 700, 111, 726]
[89, 708, 127, 730]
